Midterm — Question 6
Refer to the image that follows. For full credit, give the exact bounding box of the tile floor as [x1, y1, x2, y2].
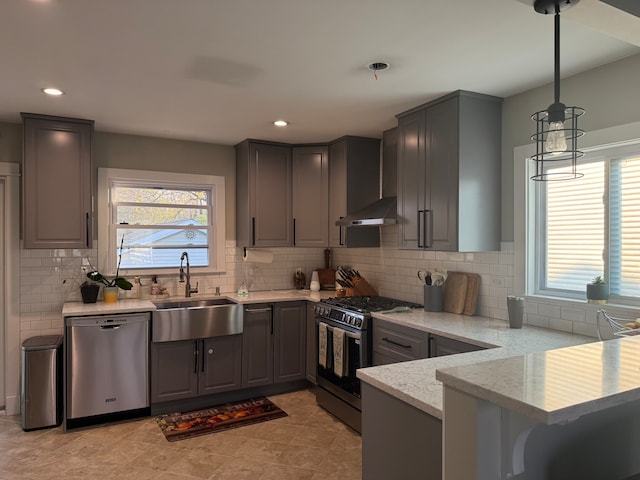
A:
[0, 388, 362, 479]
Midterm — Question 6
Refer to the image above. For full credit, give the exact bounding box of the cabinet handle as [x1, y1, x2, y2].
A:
[339, 216, 345, 246]
[251, 217, 256, 246]
[382, 337, 412, 349]
[201, 339, 205, 373]
[270, 305, 274, 335]
[417, 210, 425, 248]
[85, 212, 90, 248]
[293, 218, 296, 246]
[425, 210, 433, 248]
[193, 340, 199, 374]
[244, 308, 272, 313]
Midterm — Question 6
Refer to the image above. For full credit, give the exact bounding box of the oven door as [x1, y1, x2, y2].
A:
[316, 316, 368, 410]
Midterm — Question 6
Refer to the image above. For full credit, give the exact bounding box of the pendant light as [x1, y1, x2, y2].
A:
[530, 0, 585, 181]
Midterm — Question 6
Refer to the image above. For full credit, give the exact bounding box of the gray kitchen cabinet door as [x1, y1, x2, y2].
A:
[241, 304, 274, 388]
[305, 302, 317, 384]
[372, 318, 429, 365]
[362, 383, 442, 480]
[199, 335, 242, 395]
[396, 90, 502, 252]
[292, 145, 329, 247]
[328, 136, 381, 248]
[236, 141, 292, 247]
[397, 109, 426, 249]
[273, 301, 306, 384]
[150, 340, 199, 403]
[22, 113, 94, 249]
[425, 97, 458, 251]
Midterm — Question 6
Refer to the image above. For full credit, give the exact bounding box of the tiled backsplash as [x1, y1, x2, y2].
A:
[18, 236, 637, 341]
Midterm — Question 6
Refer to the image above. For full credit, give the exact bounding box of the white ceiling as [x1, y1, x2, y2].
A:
[1, 0, 638, 146]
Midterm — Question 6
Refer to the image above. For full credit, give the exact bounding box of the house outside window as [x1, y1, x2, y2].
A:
[98, 168, 226, 275]
[532, 142, 640, 304]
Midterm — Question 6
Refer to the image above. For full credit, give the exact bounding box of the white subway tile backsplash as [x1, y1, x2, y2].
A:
[17, 240, 627, 340]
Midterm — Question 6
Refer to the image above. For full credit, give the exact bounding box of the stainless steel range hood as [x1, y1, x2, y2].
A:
[335, 196, 397, 226]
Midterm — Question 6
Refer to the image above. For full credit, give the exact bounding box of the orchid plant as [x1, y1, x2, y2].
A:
[86, 236, 133, 290]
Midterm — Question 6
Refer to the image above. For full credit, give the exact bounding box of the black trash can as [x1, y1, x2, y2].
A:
[21, 335, 63, 431]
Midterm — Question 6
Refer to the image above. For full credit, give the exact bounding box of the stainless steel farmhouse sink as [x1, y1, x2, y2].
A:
[152, 298, 242, 342]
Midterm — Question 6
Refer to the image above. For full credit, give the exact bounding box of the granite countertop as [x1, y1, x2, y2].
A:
[62, 289, 335, 316]
[436, 335, 640, 425]
[357, 309, 594, 419]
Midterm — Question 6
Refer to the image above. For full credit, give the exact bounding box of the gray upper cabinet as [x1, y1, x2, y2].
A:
[236, 141, 292, 247]
[396, 90, 502, 252]
[329, 136, 381, 248]
[292, 145, 329, 247]
[22, 113, 94, 249]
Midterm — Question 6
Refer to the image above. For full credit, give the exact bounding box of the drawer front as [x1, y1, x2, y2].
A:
[372, 320, 429, 363]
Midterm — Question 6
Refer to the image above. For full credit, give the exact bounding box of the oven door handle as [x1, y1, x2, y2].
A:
[322, 323, 361, 341]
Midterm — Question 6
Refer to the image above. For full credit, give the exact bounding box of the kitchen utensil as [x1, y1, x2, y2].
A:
[442, 272, 469, 314]
[417, 270, 427, 285]
[379, 306, 413, 314]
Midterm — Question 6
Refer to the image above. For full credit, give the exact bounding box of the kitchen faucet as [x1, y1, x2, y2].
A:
[179, 252, 199, 297]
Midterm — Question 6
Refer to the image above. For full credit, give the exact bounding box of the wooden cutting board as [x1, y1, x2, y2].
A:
[462, 273, 480, 316]
[443, 272, 469, 314]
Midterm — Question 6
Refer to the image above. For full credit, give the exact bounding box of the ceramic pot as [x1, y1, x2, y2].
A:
[103, 286, 119, 303]
[80, 284, 100, 304]
[586, 283, 609, 304]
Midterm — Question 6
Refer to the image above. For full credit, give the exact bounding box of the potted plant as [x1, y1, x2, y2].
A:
[86, 237, 133, 303]
[79, 281, 100, 304]
[586, 275, 609, 304]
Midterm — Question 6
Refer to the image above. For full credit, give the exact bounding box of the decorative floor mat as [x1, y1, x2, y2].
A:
[155, 397, 287, 442]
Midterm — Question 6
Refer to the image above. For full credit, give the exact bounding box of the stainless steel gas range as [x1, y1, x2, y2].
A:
[314, 296, 421, 432]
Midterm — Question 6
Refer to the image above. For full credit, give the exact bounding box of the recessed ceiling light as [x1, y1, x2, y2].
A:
[41, 87, 64, 96]
[273, 120, 288, 127]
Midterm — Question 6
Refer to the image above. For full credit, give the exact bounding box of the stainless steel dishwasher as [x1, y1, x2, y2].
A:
[66, 312, 150, 421]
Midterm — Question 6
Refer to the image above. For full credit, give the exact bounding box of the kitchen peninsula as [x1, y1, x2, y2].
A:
[357, 309, 596, 479]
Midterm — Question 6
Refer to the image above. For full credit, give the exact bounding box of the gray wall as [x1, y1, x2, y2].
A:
[93, 132, 236, 239]
[501, 52, 640, 241]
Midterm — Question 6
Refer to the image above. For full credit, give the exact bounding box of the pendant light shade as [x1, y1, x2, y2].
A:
[530, 0, 585, 181]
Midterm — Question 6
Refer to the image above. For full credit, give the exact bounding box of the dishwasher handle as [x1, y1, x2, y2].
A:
[99, 325, 121, 330]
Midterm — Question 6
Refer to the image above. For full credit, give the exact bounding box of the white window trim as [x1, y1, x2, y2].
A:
[98, 168, 226, 275]
[514, 121, 640, 305]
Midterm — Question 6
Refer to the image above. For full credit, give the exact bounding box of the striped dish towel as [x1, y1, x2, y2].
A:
[318, 322, 328, 368]
[333, 327, 347, 377]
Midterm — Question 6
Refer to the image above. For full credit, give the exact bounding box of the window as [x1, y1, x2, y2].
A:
[533, 142, 640, 303]
[98, 168, 226, 275]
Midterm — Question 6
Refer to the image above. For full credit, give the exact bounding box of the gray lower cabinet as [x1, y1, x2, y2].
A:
[273, 301, 306, 383]
[305, 302, 317, 384]
[362, 382, 442, 480]
[242, 304, 274, 387]
[429, 334, 485, 357]
[372, 318, 429, 365]
[151, 335, 242, 404]
[242, 301, 306, 388]
[396, 90, 502, 252]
